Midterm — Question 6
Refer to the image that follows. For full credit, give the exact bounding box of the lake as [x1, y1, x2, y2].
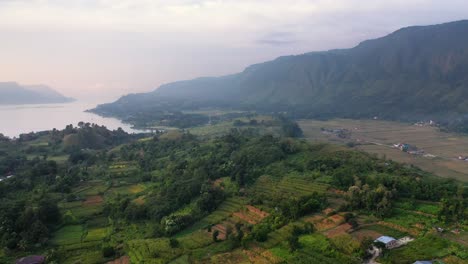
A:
[0, 101, 147, 138]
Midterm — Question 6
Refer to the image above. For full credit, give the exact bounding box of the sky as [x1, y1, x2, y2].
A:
[0, 0, 467, 102]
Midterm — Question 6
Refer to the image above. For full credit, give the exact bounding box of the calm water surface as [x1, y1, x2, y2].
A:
[0, 101, 147, 138]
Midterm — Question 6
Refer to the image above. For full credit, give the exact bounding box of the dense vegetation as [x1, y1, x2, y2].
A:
[0, 119, 466, 263]
[93, 20, 468, 133]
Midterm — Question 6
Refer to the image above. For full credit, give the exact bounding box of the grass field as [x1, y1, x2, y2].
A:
[299, 119, 468, 182]
[51, 225, 84, 245]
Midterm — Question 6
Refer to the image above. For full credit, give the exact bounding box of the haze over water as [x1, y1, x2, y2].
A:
[0, 101, 146, 138]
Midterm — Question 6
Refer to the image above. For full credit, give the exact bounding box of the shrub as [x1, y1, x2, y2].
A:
[102, 246, 115, 258]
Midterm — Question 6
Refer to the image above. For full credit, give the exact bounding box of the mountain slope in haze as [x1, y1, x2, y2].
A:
[93, 20, 468, 128]
[0, 82, 74, 105]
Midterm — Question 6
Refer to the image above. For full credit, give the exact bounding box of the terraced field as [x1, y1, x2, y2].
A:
[109, 161, 139, 175]
[250, 175, 329, 197]
[176, 197, 248, 236]
[51, 225, 84, 245]
[259, 222, 299, 248]
[126, 238, 183, 264]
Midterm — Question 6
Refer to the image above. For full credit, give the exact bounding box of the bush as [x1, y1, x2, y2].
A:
[102, 246, 115, 258]
[169, 238, 179, 248]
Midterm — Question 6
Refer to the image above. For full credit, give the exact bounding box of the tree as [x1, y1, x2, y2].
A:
[38, 198, 61, 224]
[169, 238, 179, 248]
[212, 230, 220, 242]
[288, 234, 300, 252]
[102, 246, 115, 258]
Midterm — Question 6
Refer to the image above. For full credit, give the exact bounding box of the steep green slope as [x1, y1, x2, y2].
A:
[93, 20, 468, 130]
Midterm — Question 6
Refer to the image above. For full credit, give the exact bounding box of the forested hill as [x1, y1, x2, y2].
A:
[93, 20, 468, 130]
[0, 82, 74, 105]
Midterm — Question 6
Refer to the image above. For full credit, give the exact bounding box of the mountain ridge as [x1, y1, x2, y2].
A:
[93, 20, 468, 131]
[0, 82, 74, 105]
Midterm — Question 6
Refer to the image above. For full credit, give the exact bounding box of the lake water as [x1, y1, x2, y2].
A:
[0, 101, 147, 138]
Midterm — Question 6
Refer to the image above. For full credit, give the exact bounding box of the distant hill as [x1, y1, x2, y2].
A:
[0, 82, 74, 105]
[93, 20, 468, 131]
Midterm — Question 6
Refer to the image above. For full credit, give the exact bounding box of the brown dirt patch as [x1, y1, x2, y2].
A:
[233, 211, 257, 224]
[377, 221, 419, 236]
[233, 205, 269, 225]
[246, 205, 269, 218]
[213, 178, 224, 189]
[315, 214, 345, 231]
[243, 247, 283, 264]
[322, 208, 335, 215]
[351, 229, 382, 242]
[443, 255, 467, 264]
[328, 188, 346, 195]
[133, 196, 145, 205]
[414, 223, 425, 230]
[324, 223, 353, 238]
[304, 215, 324, 223]
[212, 224, 228, 240]
[83, 195, 103, 206]
[107, 256, 130, 264]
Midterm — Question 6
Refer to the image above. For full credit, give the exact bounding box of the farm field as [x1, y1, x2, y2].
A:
[299, 119, 468, 182]
[249, 174, 329, 198]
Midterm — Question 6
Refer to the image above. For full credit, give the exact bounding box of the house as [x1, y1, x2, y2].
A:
[15, 255, 45, 264]
[374, 236, 398, 249]
[413, 261, 432, 264]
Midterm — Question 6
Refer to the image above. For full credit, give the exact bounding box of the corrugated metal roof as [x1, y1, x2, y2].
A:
[375, 236, 396, 244]
[413, 261, 432, 264]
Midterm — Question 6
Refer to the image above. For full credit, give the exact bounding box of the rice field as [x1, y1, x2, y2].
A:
[299, 119, 468, 182]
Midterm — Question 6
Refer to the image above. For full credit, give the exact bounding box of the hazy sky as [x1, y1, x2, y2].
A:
[0, 0, 467, 101]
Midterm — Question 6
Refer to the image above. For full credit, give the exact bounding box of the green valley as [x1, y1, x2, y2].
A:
[0, 118, 466, 264]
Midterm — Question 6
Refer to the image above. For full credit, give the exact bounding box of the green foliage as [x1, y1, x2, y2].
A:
[0, 124, 466, 263]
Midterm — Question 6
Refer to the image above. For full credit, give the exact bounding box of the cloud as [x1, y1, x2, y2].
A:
[257, 32, 298, 46]
[0, 0, 468, 99]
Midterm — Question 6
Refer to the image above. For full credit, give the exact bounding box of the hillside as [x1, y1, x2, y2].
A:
[0, 82, 74, 105]
[93, 20, 468, 131]
[0, 122, 466, 263]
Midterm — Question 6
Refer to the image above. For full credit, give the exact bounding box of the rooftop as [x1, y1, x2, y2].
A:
[375, 236, 396, 244]
[15, 255, 45, 264]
